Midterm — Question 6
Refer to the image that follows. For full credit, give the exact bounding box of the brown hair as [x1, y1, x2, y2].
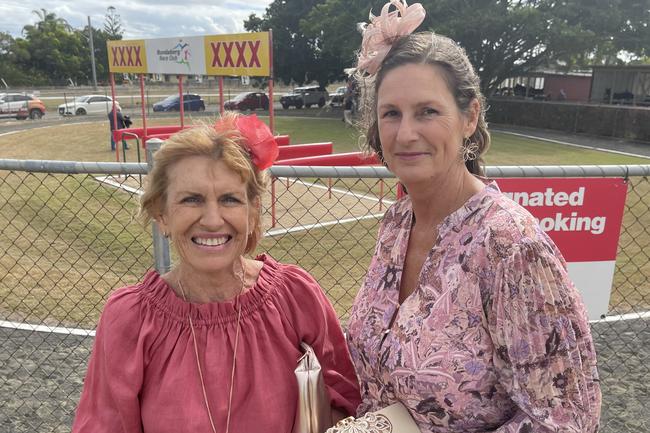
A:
[139, 112, 268, 254]
[358, 32, 490, 175]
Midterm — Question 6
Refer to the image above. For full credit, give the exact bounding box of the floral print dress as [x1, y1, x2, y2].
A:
[347, 181, 601, 433]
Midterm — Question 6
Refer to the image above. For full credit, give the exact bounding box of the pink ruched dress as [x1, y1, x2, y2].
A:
[72, 254, 361, 433]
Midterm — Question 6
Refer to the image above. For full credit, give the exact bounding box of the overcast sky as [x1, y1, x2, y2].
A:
[1, 0, 272, 39]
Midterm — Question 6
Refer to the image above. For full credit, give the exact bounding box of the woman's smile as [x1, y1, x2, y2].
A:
[394, 151, 430, 161]
[192, 234, 231, 248]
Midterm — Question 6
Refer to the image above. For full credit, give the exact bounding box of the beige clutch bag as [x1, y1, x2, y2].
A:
[293, 342, 333, 433]
[325, 403, 420, 433]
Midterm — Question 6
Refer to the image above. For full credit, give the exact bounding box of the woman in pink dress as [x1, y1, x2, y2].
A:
[72, 113, 361, 433]
[345, 1, 601, 432]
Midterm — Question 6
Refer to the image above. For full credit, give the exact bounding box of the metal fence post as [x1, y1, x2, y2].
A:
[146, 138, 171, 273]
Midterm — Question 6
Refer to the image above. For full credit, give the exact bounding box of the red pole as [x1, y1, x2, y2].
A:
[109, 73, 119, 162]
[178, 75, 185, 128]
[219, 76, 224, 115]
[139, 74, 148, 154]
[268, 30, 274, 133]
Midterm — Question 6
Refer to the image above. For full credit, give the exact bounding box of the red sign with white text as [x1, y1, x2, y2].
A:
[496, 178, 628, 263]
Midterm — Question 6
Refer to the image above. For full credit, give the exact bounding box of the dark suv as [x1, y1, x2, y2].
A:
[280, 85, 329, 109]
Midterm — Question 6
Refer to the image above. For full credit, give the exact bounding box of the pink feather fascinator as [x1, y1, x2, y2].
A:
[356, 0, 426, 75]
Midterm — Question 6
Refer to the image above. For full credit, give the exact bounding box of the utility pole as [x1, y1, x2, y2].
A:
[88, 16, 98, 90]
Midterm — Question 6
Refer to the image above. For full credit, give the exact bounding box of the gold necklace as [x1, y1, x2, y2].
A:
[178, 279, 243, 433]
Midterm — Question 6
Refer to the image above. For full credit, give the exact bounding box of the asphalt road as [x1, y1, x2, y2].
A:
[0, 103, 343, 136]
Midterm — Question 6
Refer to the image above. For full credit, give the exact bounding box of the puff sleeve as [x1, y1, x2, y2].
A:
[277, 264, 362, 416]
[486, 238, 601, 433]
[71, 287, 146, 433]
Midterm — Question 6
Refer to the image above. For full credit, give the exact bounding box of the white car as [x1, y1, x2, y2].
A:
[58, 95, 119, 116]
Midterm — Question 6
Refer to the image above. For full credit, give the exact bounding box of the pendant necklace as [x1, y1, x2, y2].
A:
[178, 276, 243, 433]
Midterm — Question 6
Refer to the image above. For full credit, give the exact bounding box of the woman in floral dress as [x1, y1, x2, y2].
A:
[345, 1, 601, 432]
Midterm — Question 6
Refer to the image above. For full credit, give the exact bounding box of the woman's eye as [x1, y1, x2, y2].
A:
[422, 107, 438, 116]
[222, 195, 243, 205]
[381, 110, 399, 118]
[181, 196, 201, 204]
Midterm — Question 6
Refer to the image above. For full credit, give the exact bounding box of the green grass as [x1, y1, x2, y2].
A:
[485, 133, 649, 166]
[2, 115, 648, 165]
[0, 172, 150, 327]
[274, 118, 649, 165]
[0, 118, 649, 327]
[260, 218, 380, 320]
[611, 179, 650, 314]
[273, 117, 364, 153]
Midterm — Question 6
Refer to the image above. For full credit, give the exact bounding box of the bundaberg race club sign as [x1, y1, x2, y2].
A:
[107, 32, 271, 77]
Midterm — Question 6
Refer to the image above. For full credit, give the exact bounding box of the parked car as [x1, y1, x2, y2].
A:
[224, 92, 269, 111]
[58, 95, 117, 116]
[152, 94, 205, 112]
[329, 86, 347, 107]
[0, 93, 46, 120]
[280, 85, 329, 109]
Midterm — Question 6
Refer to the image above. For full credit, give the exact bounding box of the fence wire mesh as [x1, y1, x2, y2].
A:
[0, 164, 648, 433]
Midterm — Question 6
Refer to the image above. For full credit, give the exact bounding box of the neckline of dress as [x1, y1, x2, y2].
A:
[140, 254, 281, 324]
[402, 178, 496, 238]
[389, 179, 496, 307]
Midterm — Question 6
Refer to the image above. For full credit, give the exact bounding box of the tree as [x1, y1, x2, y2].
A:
[0, 32, 24, 86]
[554, 0, 650, 68]
[422, 1, 567, 95]
[245, 0, 331, 86]
[300, 0, 374, 84]
[104, 6, 124, 39]
[1, 8, 129, 86]
[79, 25, 114, 83]
[19, 10, 86, 84]
[268, 0, 650, 93]
[0, 31, 14, 56]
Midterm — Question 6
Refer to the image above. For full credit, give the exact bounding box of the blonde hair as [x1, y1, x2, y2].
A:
[358, 32, 491, 175]
[139, 112, 268, 254]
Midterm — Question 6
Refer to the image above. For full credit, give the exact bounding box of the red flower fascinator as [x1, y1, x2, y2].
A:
[215, 114, 278, 170]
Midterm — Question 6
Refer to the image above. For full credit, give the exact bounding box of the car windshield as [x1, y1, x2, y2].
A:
[162, 95, 178, 102]
[233, 93, 249, 101]
[74, 96, 90, 103]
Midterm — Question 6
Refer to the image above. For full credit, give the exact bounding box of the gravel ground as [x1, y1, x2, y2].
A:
[1, 317, 648, 433]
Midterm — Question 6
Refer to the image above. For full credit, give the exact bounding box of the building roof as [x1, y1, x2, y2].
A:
[591, 65, 650, 72]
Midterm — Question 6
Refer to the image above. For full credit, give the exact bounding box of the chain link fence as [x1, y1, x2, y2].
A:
[1, 160, 648, 433]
